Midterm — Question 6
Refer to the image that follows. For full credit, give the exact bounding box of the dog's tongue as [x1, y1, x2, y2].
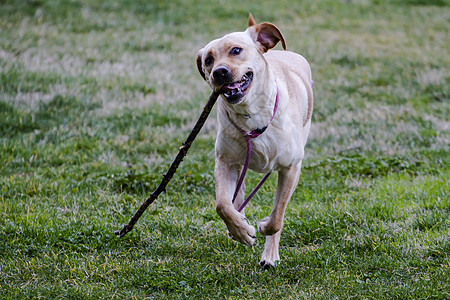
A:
[224, 82, 241, 90]
[223, 82, 242, 96]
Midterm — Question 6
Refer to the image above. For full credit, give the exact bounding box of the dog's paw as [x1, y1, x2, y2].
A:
[257, 216, 280, 236]
[259, 243, 280, 270]
[257, 217, 271, 236]
[259, 259, 276, 270]
[226, 215, 256, 246]
[259, 251, 280, 270]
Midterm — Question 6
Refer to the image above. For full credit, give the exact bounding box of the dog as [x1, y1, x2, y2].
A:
[196, 14, 313, 268]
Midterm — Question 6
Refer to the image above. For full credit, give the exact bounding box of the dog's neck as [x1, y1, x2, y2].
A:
[222, 75, 278, 133]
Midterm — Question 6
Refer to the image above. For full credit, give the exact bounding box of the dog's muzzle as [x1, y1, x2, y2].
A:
[212, 66, 253, 104]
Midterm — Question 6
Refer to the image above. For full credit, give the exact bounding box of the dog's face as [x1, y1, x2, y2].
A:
[197, 15, 286, 105]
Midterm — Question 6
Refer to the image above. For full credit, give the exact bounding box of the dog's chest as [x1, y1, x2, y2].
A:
[248, 138, 272, 172]
[247, 129, 301, 173]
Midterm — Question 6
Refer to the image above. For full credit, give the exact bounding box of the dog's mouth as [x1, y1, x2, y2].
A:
[220, 72, 253, 103]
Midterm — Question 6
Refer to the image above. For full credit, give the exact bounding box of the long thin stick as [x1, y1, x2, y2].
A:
[115, 91, 220, 238]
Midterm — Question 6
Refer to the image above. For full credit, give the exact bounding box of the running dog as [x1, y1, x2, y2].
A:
[196, 14, 313, 268]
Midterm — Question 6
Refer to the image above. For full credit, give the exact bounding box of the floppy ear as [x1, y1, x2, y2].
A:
[196, 49, 206, 80]
[248, 13, 256, 27]
[247, 22, 287, 53]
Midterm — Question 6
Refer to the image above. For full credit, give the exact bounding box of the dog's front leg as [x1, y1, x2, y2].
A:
[258, 161, 302, 266]
[215, 158, 256, 246]
[260, 230, 282, 269]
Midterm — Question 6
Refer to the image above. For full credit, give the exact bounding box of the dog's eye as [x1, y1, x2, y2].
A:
[230, 47, 242, 56]
[205, 56, 214, 67]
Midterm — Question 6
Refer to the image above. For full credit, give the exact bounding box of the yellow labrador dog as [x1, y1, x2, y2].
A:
[196, 14, 313, 268]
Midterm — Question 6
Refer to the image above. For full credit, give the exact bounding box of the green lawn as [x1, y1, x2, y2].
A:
[1, 0, 449, 298]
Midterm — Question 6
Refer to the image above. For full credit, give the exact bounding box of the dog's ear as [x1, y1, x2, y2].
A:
[196, 49, 206, 80]
[247, 22, 287, 53]
[248, 13, 256, 27]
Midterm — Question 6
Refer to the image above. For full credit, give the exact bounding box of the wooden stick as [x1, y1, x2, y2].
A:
[115, 91, 220, 238]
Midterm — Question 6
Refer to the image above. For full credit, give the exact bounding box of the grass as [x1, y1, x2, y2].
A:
[0, 0, 449, 298]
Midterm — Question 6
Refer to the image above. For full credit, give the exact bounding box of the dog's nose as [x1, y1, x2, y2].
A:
[212, 66, 231, 85]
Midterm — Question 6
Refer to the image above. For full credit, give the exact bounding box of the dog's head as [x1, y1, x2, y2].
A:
[196, 14, 286, 105]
